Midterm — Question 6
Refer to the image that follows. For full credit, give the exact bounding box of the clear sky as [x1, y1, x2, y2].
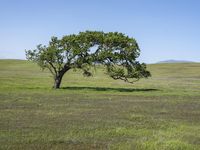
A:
[0, 0, 200, 63]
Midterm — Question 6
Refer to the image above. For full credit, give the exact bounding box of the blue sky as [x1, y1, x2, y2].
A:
[0, 0, 200, 63]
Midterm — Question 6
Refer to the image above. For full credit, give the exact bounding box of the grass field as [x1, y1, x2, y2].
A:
[0, 59, 200, 150]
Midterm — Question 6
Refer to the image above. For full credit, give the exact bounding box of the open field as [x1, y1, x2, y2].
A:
[0, 59, 200, 150]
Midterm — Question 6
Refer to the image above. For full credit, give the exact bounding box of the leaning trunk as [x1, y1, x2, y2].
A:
[52, 66, 70, 89]
[53, 74, 63, 89]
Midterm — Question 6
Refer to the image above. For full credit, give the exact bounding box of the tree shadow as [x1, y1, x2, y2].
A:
[61, 86, 159, 92]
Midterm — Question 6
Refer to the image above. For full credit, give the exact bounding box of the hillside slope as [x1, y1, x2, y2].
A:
[0, 59, 199, 95]
[0, 59, 200, 149]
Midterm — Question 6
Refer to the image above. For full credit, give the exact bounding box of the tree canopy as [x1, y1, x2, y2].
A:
[26, 31, 151, 89]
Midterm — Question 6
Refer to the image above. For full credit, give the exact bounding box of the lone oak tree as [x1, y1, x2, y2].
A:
[26, 31, 151, 89]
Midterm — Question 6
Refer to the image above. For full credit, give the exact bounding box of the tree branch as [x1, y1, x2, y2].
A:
[49, 62, 58, 76]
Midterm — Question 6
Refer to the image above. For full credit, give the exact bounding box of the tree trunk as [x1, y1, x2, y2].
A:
[53, 72, 65, 89]
[53, 66, 70, 89]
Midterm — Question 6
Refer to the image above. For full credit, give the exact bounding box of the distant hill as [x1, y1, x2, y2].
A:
[157, 59, 195, 64]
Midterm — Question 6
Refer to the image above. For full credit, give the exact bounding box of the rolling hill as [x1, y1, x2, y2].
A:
[157, 59, 195, 64]
[0, 59, 200, 150]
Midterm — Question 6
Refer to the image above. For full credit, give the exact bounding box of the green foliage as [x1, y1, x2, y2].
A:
[26, 31, 151, 88]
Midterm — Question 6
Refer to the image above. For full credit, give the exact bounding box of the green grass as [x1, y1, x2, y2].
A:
[0, 59, 200, 150]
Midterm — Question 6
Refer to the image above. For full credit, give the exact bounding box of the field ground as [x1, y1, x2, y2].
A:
[0, 59, 200, 150]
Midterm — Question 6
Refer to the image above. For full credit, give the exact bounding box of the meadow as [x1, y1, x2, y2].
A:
[0, 59, 200, 150]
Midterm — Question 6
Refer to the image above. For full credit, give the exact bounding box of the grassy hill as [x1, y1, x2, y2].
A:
[0, 59, 200, 149]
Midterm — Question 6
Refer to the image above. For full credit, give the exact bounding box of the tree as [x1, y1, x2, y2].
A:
[26, 31, 151, 89]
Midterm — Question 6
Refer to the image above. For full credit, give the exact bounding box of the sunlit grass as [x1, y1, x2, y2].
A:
[0, 59, 200, 149]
